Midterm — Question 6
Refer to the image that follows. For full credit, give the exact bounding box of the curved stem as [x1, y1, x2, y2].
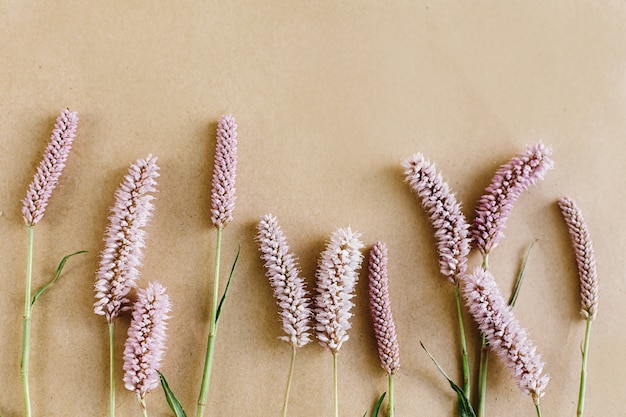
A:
[197, 227, 223, 417]
[333, 352, 338, 417]
[21, 225, 34, 417]
[281, 346, 297, 417]
[109, 322, 116, 417]
[387, 373, 395, 417]
[454, 282, 471, 400]
[577, 318, 593, 417]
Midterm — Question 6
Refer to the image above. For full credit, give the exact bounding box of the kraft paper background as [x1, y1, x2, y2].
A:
[1, 2, 625, 416]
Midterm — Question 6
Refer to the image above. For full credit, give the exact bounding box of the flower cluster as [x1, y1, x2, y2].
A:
[22, 109, 79, 226]
[314, 227, 364, 354]
[473, 143, 554, 256]
[402, 153, 471, 283]
[463, 267, 550, 403]
[558, 197, 598, 320]
[368, 241, 400, 375]
[123, 282, 171, 400]
[256, 214, 312, 348]
[94, 155, 160, 322]
[210, 114, 238, 229]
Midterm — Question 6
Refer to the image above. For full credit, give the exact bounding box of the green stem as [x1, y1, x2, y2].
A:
[281, 346, 297, 417]
[21, 225, 34, 417]
[137, 394, 149, 417]
[577, 318, 592, 417]
[333, 352, 338, 417]
[109, 322, 116, 417]
[477, 336, 488, 417]
[454, 282, 471, 400]
[387, 373, 395, 417]
[197, 227, 223, 417]
[535, 401, 542, 417]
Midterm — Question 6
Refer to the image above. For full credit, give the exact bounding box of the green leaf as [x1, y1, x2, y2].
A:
[159, 371, 187, 417]
[421, 342, 476, 417]
[31, 250, 87, 307]
[216, 243, 241, 323]
[508, 240, 537, 308]
[372, 392, 386, 417]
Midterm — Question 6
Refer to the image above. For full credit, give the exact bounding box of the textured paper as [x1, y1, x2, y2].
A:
[1, 2, 625, 416]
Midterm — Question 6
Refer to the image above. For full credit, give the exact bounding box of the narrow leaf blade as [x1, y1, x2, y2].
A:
[31, 250, 87, 307]
[372, 392, 386, 417]
[159, 371, 187, 417]
[216, 243, 241, 322]
[421, 342, 476, 417]
[509, 240, 537, 307]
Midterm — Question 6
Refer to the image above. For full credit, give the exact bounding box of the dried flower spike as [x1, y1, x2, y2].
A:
[464, 267, 550, 404]
[314, 227, 364, 354]
[402, 153, 470, 284]
[94, 155, 159, 323]
[22, 109, 79, 226]
[368, 241, 400, 375]
[123, 282, 171, 408]
[257, 214, 312, 347]
[210, 114, 238, 229]
[558, 197, 598, 320]
[473, 143, 554, 256]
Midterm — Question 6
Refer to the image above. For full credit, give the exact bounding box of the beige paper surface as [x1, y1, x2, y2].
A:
[1, 2, 625, 416]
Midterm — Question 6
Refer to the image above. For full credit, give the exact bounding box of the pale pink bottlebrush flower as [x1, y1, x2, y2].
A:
[558, 196, 598, 320]
[368, 241, 400, 375]
[22, 109, 79, 226]
[464, 267, 550, 403]
[473, 143, 554, 256]
[256, 214, 312, 348]
[94, 156, 159, 323]
[210, 114, 238, 229]
[315, 227, 364, 354]
[123, 281, 171, 401]
[402, 153, 471, 283]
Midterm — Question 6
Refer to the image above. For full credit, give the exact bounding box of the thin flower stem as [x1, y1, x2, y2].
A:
[387, 373, 395, 417]
[577, 318, 592, 417]
[138, 395, 148, 417]
[454, 282, 471, 400]
[281, 346, 297, 417]
[333, 352, 338, 417]
[21, 225, 34, 417]
[477, 336, 488, 417]
[535, 402, 542, 417]
[197, 227, 223, 417]
[109, 322, 116, 417]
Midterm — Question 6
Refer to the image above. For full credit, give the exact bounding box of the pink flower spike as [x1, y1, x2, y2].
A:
[368, 241, 400, 375]
[210, 114, 238, 229]
[314, 227, 364, 354]
[558, 197, 598, 320]
[256, 214, 312, 348]
[402, 153, 471, 283]
[123, 282, 171, 401]
[463, 267, 550, 403]
[94, 156, 159, 323]
[473, 143, 554, 256]
[22, 109, 79, 226]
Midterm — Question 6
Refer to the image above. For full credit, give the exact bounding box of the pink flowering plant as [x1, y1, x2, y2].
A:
[20, 109, 85, 417]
